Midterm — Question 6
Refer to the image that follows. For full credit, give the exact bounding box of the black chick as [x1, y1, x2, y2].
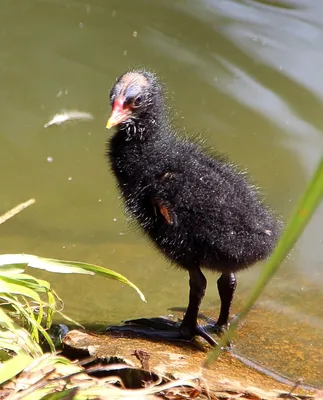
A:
[105, 70, 281, 345]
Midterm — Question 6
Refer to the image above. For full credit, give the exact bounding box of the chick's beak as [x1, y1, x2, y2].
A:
[106, 98, 132, 129]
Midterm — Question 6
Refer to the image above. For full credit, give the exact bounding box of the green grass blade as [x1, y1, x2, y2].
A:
[12, 274, 51, 289]
[40, 389, 79, 400]
[205, 157, 323, 366]
[0, 338, 22, 354]
[0, 276, 41, 301]
[23, 297, 40, 343]
[0, 307, 15, 327]
[54, 260, 147, 302]
[1, 295, 56, 352]
[0, 264, 25, 275]
[0, 254, 93, 274]
[0, 352, 34, 385]
[0, 307, 43, 357]
[45, 291, 56, 329]
[0, 327, 42, 357]
[0, 255, 146, 302]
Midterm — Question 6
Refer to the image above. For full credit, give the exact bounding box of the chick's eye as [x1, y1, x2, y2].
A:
[133, 95, 143, 107]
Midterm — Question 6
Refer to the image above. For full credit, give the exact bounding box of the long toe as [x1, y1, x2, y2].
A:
[106, 319, 217, 346]
[124, 317, 180, 330]
[107, 323, 193, 342]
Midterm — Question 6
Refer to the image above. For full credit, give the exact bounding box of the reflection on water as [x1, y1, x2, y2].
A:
[0, 0, 323, 386]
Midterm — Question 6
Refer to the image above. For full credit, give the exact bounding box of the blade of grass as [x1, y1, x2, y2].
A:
[0, 255, 146, 302]
[0, 198, 35, 225]
[0, 264, 25, 275]
[1, 295, 56, 352]
[205, 157, 323, 366]
[53, 260, 146, 302]
[23, 297, 40, 343]
[0, 277, 41, 301]
[45, 291, 56, 329]
[0, 352, 34, 385]
[0, 306, 15, 327]
[0, 310, 43, 357]
[0, 274, 51, 295]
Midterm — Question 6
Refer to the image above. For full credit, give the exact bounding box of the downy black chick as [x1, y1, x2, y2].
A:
[105, 70, 281, 345]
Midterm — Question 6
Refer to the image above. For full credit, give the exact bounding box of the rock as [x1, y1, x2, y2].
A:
[62, 329, 315, 399]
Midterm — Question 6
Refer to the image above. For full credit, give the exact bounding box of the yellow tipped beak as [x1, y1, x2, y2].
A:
[106, 109, 131, 129]
[106, 119, 113, 129]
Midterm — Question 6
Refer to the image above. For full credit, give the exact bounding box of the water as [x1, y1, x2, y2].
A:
[1, 0, 323, 386]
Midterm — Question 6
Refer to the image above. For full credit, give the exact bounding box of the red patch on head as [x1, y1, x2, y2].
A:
[113, 97, 133, 113]
[112, 98, 125, 112]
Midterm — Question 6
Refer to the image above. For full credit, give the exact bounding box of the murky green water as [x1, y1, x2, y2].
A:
[1, 0, 323, 387]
